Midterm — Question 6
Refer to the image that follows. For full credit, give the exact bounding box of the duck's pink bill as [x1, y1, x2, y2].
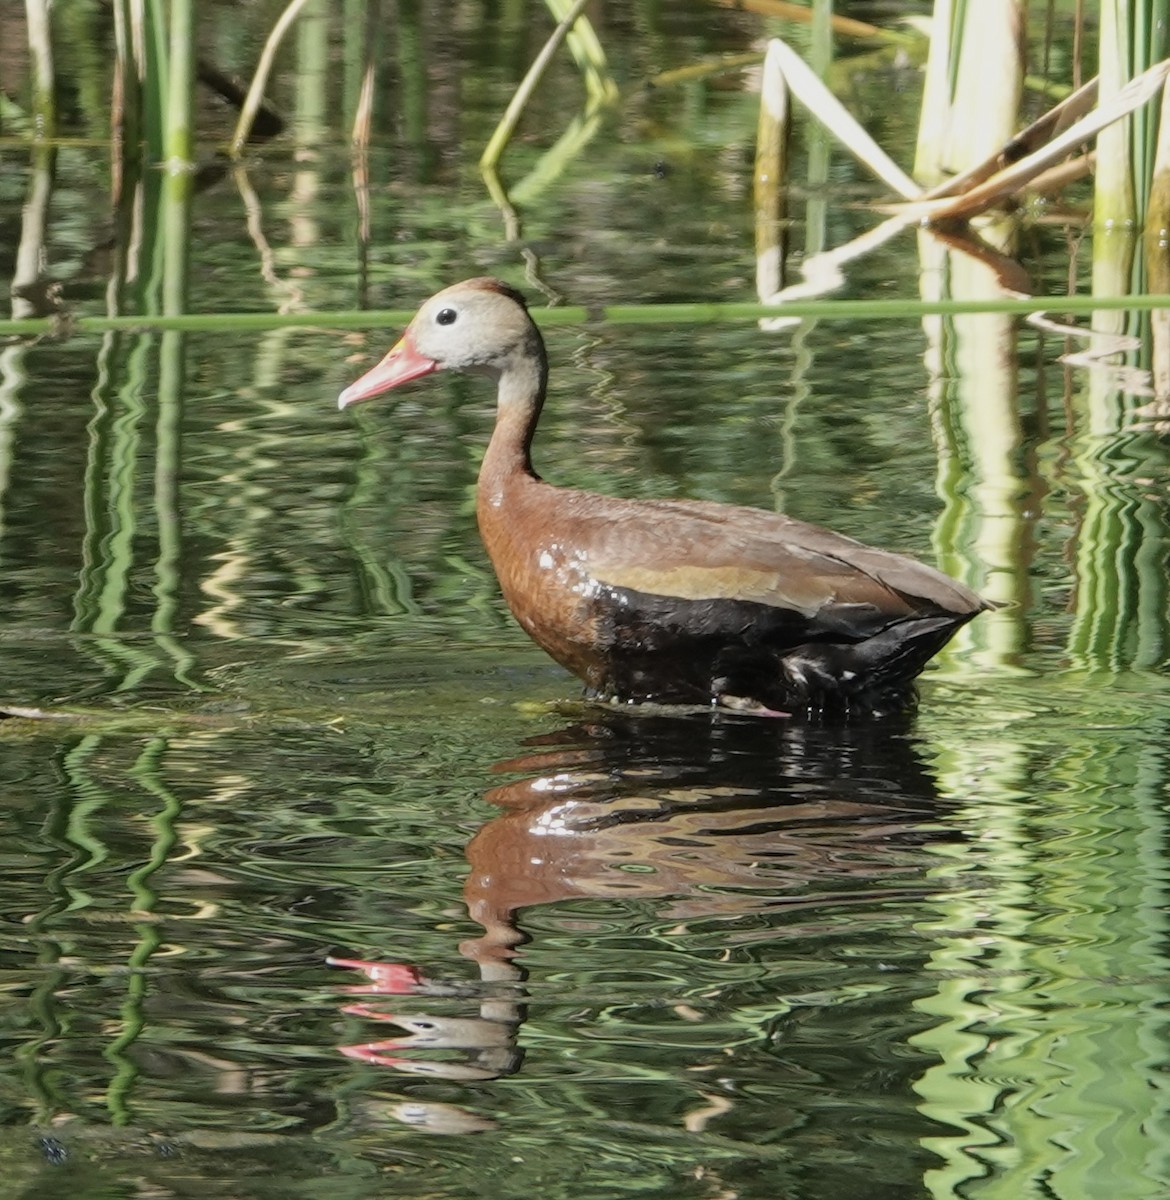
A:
[338, 334, 438, 408]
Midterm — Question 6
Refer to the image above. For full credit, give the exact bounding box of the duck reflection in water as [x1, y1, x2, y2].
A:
[330, 710, 958, 1092]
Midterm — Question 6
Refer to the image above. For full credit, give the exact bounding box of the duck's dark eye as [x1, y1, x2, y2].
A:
[436, 308, 457, 326]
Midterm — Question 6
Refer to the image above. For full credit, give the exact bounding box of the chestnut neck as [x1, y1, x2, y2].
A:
[478, 325, 549, 502]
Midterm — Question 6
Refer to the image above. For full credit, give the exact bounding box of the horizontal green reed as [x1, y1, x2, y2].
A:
[2, 293, 1169, 339]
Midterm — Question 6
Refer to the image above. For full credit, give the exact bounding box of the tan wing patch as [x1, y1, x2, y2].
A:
[593, 563, 821, 612]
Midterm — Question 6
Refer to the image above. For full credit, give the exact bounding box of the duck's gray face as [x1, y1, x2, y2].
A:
[337, 281, 530, 409]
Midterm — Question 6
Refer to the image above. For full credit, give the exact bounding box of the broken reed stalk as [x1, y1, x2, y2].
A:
[351, 61, 374, 252]
[762, 38, 921, 200]
[920, 78, 1099, 202]
[230, 0, 314, 157]
[908, 58, 1170, 223]
[352, 61, 374, 151]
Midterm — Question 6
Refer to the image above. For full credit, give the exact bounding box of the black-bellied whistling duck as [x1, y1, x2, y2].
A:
[339, 278, 990, 715]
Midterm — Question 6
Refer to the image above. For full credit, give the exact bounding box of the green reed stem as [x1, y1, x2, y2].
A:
[111, 0, 141, 173]
[142, 0, 169, 162]
[397, 0, 427, 164]
[1095, 0, 1137, 231]
[5, 294, 1170, 340]
[164, 0, 196, 166]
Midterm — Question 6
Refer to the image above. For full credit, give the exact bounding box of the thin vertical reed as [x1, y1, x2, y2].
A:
[1146, 84, 1170, 398]
[351, 2, 376, 304]
[754, 41, 789, 303]
[290, 4, 327, 249]
[1094, 0, 1136, 232]
[23, 0, 56, 139]
[947, 0, 1024, 173]
[164, 0, 196, 167]
[914, 0, 954, 181]
[351, 42, 376, 152]
[1130, 2, 1168, 209]
[111, 0, 142, 202]
[295, 0, 328, 150]
[397, 0, 428, 167]
[346, 0, 378, 294]
[803, 7, 833, 256]
[352, 61, 375, 230]
[140, 0, 170, 162]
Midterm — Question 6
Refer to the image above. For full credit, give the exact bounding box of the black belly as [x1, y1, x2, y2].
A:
[582, 582, 972, 714]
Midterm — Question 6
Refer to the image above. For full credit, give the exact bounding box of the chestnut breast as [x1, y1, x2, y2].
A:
[476, 474, 614, 687]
